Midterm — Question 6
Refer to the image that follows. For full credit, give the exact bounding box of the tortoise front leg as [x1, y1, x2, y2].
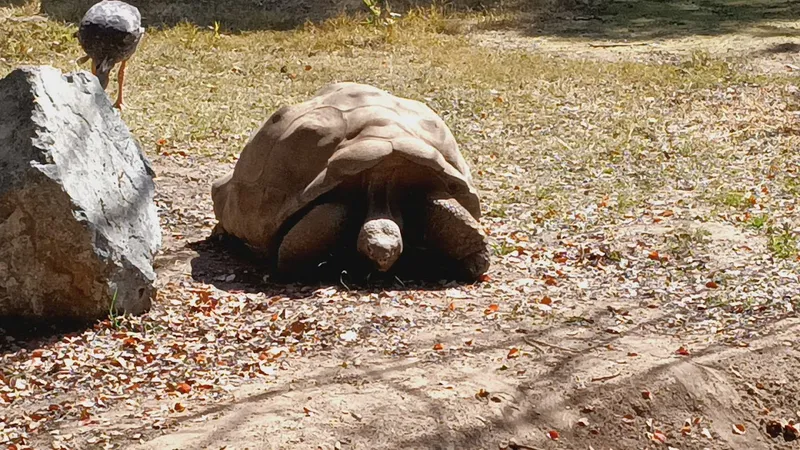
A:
[423, 196, 490, 281]
[276, 203, 349, 279]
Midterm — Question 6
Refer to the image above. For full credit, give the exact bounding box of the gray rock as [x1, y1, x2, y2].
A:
[0, 65, 161, 321]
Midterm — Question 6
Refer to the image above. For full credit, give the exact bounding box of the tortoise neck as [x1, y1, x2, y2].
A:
[364, 168, 401, 227]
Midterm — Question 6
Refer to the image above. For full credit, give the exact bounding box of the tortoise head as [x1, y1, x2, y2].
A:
[357, 218, 403, 272]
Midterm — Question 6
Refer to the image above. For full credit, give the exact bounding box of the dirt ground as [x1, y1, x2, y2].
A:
[104, 32, 800, 450]
[130, 160, 800, 450]
[2, 1, 800, 449]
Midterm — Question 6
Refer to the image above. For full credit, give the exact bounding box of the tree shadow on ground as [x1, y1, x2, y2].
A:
[491, 0, 800, 42]
[36, 0, 800, 43]
[37, 0, 501, 32]
[148, 300, 800, 449]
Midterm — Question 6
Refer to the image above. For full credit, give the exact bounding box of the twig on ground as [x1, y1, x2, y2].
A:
[588, 42, 651, 48]
[523, 336, 579, 354]
[591, 372, 621, 382]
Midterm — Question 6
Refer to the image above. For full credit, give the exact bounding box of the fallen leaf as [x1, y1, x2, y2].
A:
[540, 296, 553, 305]
[507, 348, 520, 359]
[784, 423, 798, 441]
[475, 389, 490, 399]
[622, 414, 636, 424]
[485, 304, 499, 314]
[766, 420, 783, 438]
[433, 343, 444, 351]
[174, 402, 186, 412]
[547, 430, 560, 440]
[448, 302, 456, 311]
[706, 281, 719, 289]
[642, 391, 653, 400]
[340, 330, 358, 342]
[733, 423, 746, 435]
[176, 383, 192, 394]
[652, 430, 667, 443]
[676, 346, 690, 356]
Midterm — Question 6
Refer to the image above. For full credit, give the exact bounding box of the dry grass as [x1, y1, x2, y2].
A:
[3, 1, 798, 241]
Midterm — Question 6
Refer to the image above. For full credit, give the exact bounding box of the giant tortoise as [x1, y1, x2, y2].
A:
[211, 82, 490, 281]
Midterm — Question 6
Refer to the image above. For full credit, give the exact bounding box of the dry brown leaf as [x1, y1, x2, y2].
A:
[766, 420, 783, 438]
[475, 389, 490, 399]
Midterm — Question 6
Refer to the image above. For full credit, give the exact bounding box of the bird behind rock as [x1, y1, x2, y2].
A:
[77, 0, 144, 109]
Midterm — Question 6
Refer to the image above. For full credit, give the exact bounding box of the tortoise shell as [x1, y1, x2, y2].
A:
[211, 82, 481, 255]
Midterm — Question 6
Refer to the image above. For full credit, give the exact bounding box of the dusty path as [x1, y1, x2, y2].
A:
[108, 154, 800, 450]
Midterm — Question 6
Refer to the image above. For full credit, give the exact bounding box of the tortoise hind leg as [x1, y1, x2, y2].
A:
[276, 203, 349, 279]
[423, 197, 490, 281]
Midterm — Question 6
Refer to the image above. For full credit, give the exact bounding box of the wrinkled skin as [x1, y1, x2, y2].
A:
[357, 218, 403, 272]
[355, 166, 405, 272]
